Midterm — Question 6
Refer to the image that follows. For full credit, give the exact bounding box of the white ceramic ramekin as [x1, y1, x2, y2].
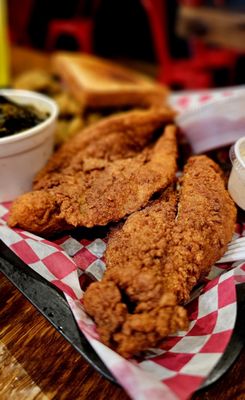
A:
[228, 137, 245, 210]
[0, 89, 58, 201]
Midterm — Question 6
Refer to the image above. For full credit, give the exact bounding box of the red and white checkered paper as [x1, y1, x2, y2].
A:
[1, 88, 245, 400]
[0, 205, 245, 400]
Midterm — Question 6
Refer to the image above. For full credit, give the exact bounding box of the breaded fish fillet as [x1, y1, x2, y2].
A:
[83, 156, 236, 358]
[8, 125, 177, 236]
[34, 107, 175, 190]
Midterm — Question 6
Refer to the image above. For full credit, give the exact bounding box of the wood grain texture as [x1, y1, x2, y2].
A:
[0, 342, 49, 400]
[0, 273, 129, 400]
[0, 272, 244, 400]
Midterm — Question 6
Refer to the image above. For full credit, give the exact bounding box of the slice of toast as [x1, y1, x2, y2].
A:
[51, 52, 168, 109]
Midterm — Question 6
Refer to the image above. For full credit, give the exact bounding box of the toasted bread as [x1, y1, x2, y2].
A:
[51, 52, 168, 109]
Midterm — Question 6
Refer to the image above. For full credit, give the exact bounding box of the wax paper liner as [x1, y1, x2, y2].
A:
[0, 202, 245, 400]
[170, 86, 245, 154]
[169, 85, 245, 114]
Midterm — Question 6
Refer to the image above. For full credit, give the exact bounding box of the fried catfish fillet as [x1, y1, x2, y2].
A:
[34, 107, 175, 189]
[8, 125, 177, 236]
[83, 156, 236, 358]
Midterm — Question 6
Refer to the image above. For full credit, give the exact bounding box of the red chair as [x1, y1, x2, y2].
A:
[178, 0, 237, 73]
[46, 19, 94, 52]
[141, 0, 237, 88]
[191, 40, 237, 76]
[141, 0, 212, 88]
[46, 0, 100, 52]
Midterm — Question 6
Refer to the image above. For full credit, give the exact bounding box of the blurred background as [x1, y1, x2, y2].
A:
[2, 0, 245, 89]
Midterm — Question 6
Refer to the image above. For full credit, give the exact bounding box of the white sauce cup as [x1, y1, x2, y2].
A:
[0, 89, 58, 202]
[228, 137, 245, 210]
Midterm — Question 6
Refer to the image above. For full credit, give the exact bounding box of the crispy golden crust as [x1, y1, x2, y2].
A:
[161, 155, 237, 303]
[7, 191, 73, 235]
[34, 107, 175, 189]
[83, 156, 236, 358]
[8, 125, 177, 236]
[84, 189, 189, 357]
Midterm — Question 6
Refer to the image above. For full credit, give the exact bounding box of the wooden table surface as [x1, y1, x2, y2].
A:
[0, 272, 244, 400]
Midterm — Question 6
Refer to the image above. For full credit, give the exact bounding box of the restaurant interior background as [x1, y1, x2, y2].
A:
[5, 0, 245, 89]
